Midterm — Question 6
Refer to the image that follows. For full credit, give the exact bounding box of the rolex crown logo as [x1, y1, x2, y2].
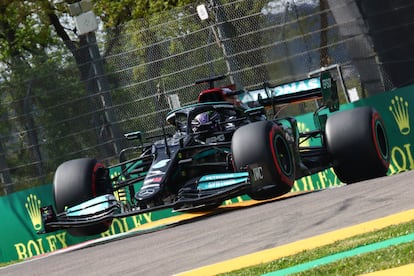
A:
[389, 96, 410, 135]
[25, 194, 42, 231]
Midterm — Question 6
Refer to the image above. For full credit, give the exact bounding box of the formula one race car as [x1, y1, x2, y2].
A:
[40, 72, 390, 236]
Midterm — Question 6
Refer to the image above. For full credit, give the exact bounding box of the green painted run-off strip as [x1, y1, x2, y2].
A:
[263, 233, 414, 276]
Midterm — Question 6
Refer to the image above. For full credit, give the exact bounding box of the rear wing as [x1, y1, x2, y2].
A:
[240, 72, 339, 112]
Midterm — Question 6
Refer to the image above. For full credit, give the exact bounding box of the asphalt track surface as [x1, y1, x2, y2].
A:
[2, 170, 414, 275]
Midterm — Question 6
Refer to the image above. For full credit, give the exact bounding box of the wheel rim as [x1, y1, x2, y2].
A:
[372, 113, 389, 167]
[275, 134, 293, 175]
[268, 124, 294, 186]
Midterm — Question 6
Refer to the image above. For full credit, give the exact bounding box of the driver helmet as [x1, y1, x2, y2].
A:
[191, 111, 220, 133]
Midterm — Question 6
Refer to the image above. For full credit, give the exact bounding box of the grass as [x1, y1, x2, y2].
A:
[218, 220, 414, 276]
[295, 242, 414, 275]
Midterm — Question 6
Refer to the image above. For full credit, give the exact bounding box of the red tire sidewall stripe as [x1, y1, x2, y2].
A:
[269, 125, 294, 187]
[92, 162, 105, 197]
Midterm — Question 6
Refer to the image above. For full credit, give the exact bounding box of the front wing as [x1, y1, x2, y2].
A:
[39, 173, 250, 234]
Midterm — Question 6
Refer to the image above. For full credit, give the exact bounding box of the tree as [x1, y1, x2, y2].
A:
[0, 0, 193, 194]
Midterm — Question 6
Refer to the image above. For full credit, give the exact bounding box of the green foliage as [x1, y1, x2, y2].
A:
[94, 0, 195, 28]
[0, 49, 91, 191]
[0, 0, 194, 193]
[0, 0, 60, 69]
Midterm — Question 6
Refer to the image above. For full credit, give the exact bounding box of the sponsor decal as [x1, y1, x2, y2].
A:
[14, 232, 68, 260]
[144, 177, 163, 185]
[206, 134, 225, 144]
[389, 96, 410, 135]
[252, 166, 264, 181]
[197, 178, 246, 190]
[13, 194, 69, 260]
[200, 172, 249, 181]
[386, 95, 414, 174]
[271, 78, 320, 97]
[25, 194, 42, 232]
[321, 76, 332, 89]
[139, 188, 156, 197]
[100, 213, 153, 237]
[241, 78, 320, 103]
[66, 195, 117, 217]
[388, 143, 414, 174]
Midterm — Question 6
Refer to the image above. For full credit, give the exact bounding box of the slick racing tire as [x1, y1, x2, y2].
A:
[232, 121, 295, 200]
[325, 107, 390, 184]
[53, 158, 112, 236]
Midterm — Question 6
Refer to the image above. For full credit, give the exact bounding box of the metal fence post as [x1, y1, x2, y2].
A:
[85, 32, 123, 156]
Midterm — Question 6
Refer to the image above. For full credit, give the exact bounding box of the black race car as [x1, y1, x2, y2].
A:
[40, 72, 390, 236]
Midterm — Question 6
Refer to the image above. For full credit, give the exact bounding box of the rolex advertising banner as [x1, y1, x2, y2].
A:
[1, 85, 414, 264]
[0, 183, 184, 263]
[291, 84, 414, 191]
[1, 185, 90, 262]
[358, 88, 413, 175]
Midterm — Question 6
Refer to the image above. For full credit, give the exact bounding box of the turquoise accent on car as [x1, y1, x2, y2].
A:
[197, 172, 249, 190]
[199, 172, 249, 181]
[66, 194, 117, 217]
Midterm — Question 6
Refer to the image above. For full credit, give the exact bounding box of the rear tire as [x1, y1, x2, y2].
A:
[325, 107, 390, 183]
[232, 121, 295, 200]
[53, 158, 112, 236]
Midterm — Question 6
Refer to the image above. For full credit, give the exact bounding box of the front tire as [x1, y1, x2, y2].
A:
[53, 158, 112, 236]
[232, 121, 295, 200]
[325, 107, 390, 183]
